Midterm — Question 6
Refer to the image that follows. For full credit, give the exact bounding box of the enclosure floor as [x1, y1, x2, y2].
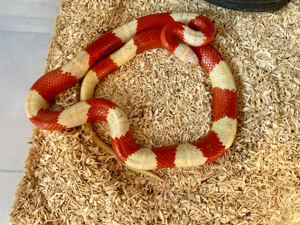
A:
[10, 0, 300, 224]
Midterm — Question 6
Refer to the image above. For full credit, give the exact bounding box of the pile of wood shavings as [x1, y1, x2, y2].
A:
[10, 0, 300, 224]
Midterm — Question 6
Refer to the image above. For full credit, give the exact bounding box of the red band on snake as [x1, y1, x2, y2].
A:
[25, 13, 237, 171]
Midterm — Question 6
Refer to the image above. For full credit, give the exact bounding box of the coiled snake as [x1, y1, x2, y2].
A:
[25, 13, 237, 178]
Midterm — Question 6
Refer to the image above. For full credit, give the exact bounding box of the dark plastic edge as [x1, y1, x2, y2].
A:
[204, 0, 287, 12]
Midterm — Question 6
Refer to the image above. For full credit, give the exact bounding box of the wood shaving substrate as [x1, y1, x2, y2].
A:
[9, 0, 300, 224]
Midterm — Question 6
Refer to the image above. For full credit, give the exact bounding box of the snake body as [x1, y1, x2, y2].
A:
[25, 13, 237, 171]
